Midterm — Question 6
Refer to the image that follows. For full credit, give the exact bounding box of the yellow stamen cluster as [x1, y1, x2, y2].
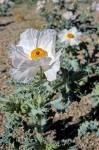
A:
[67, 33, 74, 39]
[30, 48, 47, 60]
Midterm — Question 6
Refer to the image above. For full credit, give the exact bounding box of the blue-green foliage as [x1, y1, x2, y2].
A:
[0, 2, 12, 16]
[87, 83, 99, 107]
[78, 121, 99, 138]
[0, 0, 99, 149]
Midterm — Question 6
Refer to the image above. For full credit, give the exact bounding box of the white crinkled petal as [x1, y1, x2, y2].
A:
[10, 67, 38, 83]
[75, 32, 82, 39]
[69, 27, 77, 34]
[17, 57, 51, 72]
[44, 60, 60, 81]
[9, 44, 28, 68]
[70, 39, 80, 46]
[37, 57, 51, 66]
[38, 29, 56, 59]
[42, 50, 61, 72]
[10, 49, 51, 83]
[12, 58, 22, 68]
[62, 37, 70, 45]
[58, 29, 67, 43]
[17, 29, 39, 55]
[9, 44, 28, 59]
[44, 50, 61, 81]
[50, 50, 61, 65]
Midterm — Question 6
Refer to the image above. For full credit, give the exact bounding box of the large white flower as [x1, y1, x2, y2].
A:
[9, 29, 61, 83]
[58, 27, 82, 46]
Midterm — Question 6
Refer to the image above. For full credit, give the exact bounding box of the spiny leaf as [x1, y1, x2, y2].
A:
[71, 71, 87, 81]
[87, 83, 99, 107]
[78, 121, 99, 138]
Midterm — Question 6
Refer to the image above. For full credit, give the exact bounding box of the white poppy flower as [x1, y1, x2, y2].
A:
[9, 29, 61, 83]
[92, 1, 99, 11]
[58, 27, 82, 46]
[62, 11, 76, 20]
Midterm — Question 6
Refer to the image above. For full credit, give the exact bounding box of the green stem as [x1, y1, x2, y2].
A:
[53, 81, 64, 90]
[40, 66, 43, 84]
[38, 115, 42, 133]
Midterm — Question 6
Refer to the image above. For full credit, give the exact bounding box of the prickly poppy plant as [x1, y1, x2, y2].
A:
[0, 0, 99, 150]
[9, 29, 61, 83]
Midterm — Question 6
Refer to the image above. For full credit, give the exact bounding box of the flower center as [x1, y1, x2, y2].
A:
[30, 48, 47, 60]
[67, 33, 74, 39]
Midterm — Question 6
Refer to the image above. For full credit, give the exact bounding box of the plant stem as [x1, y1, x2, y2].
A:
[40, 66, 43, 84]
[38, 115, 42, 133]
[53, 81, 64, 90]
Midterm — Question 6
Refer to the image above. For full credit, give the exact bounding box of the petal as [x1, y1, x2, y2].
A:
[50, 50, 61, 65]
[38, 29, 56, 59]
[44, 49, 61, 81]
[10, 67, 38, 83]
[17, 57, 51, 72]
[70, 39, 80, 46]
[58, 29, 67, 43]
[17, 29, 39, 55]
[12, 58, 22, 68]
[9, 44, 28, 59]
[75, 32, 82, 39]
[10, 57, 51, 83]
[69, 27, 77, 34]
[36, 57, 51, 66]
[42, 50, 61, 71]
[44, 60, 60, 81]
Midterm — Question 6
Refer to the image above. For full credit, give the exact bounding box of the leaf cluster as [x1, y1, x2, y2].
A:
[78, 120, 99, 138]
